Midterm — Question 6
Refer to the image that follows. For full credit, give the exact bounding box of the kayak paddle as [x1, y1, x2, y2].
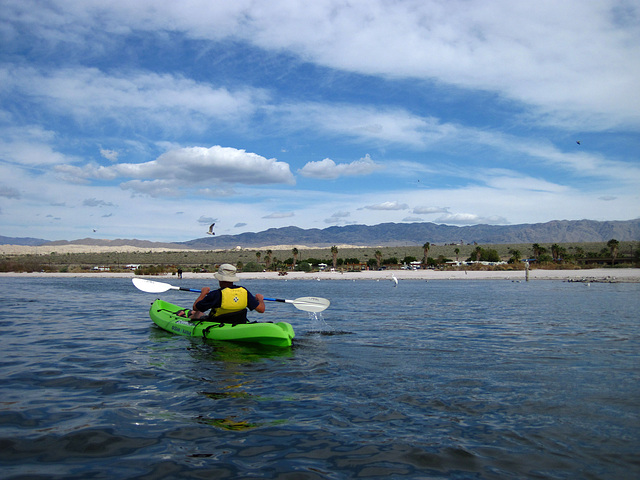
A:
[132, 277, 200, 293]
[132, 278, 330, 312]
[263, 296, 330, 313]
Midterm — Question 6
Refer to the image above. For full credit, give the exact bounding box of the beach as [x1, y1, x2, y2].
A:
[1, 267, 638, 282]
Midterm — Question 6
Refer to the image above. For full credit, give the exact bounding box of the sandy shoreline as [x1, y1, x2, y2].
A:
[1, 268, 638, 282]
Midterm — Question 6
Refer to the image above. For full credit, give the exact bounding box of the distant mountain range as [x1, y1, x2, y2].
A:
[2, 219, 639, 249]
[0, 235, 51, 246]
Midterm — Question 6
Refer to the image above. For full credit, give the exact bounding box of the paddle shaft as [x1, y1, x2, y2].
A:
[171, 291, 322, 310]
[176, 286, 201, 293]
[264, 297, 292, 304]
[174, 291, 305, 305]
[168, 290, 301, 304]
[167, 288, 302, 305]
[132, 278, 329, 312]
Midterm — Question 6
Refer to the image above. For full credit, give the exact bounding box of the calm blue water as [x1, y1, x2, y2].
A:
[1, 276, 638, 479]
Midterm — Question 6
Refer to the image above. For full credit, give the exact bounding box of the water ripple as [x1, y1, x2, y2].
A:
[0, 277, 638, 479]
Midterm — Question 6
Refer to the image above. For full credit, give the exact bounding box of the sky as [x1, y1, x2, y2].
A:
[1, 0, 639, 243]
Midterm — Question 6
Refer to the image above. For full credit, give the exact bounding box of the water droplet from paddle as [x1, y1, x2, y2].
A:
[308, 311, 334, 333]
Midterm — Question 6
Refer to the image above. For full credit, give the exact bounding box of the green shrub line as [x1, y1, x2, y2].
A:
[1, 240, 638, 273]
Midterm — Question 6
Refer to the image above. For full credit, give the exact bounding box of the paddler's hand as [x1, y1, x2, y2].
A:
[201, 287, 210, 295]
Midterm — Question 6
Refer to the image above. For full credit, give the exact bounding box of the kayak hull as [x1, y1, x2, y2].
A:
[149, 299, 295, 347]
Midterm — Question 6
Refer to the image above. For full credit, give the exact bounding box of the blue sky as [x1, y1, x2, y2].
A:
[1, 0, 639, 243]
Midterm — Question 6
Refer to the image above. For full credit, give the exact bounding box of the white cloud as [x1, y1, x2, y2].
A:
[5, 1, 639, 130]
[283, 103, 453, 147]
[196, 186, 238, 198]
[0, 185, 20, 199]
[413, 206, 450, 215]
[324, 210, 351, 224]
[480, 170, 569, 193]
[83, 198, 116, 207]
[100, 148, 119, 162]
[155, 147, 295, 185]
[285, 104, 639, 185]
[120, 179, 183, 198]
[435, 212, 509, 225]
[0, 125, 74, 166]
[331, 211, 351, 218]
[263, 212, 294, 219]
[1, 65, 267, 132]
[363, 201, 409, 211]
[240, 1, 640, 130]
[2, 0, 639, 242]
[197, 216, 216, 224]
[56, 146, 295, 194]
[298, 154, 383, 179]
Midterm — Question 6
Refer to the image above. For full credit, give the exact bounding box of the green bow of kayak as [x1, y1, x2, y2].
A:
[149, 299, 295, 347]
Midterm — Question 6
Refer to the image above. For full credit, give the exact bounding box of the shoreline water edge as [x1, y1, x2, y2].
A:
[1, 268, 638, 282]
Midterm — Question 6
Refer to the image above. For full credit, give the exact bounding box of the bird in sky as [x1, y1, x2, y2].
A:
[206, 223, 215, 235]
[576, 140, 581, 145]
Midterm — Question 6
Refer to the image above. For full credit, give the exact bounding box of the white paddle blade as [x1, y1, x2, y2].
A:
[291, 296, 330, 312]
[132, 278, 174, 293]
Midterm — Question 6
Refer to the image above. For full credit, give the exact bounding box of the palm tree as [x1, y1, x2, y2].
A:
[509, 249, 521, 263]
[532, 243, 542, 260]
[551, 244, 566, 262]
[256, 251, 261, 264]
[454, 247, 460, 262]
[607, 238, 620, 265]
[330, 245, 339, 269]
[292, 247, 299, 270]
[422, 242, 430, 268]
[375, 250, 382, 269]
[265, 249, 272, 270]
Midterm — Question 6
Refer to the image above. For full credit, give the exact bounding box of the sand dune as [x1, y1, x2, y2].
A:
[0, 244, 197, 255]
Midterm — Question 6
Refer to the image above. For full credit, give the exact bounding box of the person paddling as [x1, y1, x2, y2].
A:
[179, 263, 265, 323]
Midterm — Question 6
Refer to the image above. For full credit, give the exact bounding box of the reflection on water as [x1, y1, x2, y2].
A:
[0, 277, 639, 479]
[196, 416, 261, 431]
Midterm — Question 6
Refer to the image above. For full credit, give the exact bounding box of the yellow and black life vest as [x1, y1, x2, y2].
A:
[211, 287, 248, 320]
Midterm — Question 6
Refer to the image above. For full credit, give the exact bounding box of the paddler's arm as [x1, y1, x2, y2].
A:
[254, 294, 265, 313]
[191, 287, 210, 317]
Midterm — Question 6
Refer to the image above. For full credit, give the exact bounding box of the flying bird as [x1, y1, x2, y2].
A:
[576, 140, 581, 145]
[206, 223, 215, 235]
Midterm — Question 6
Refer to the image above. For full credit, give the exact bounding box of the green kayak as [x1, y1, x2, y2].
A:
[149, 299, 295, 347]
